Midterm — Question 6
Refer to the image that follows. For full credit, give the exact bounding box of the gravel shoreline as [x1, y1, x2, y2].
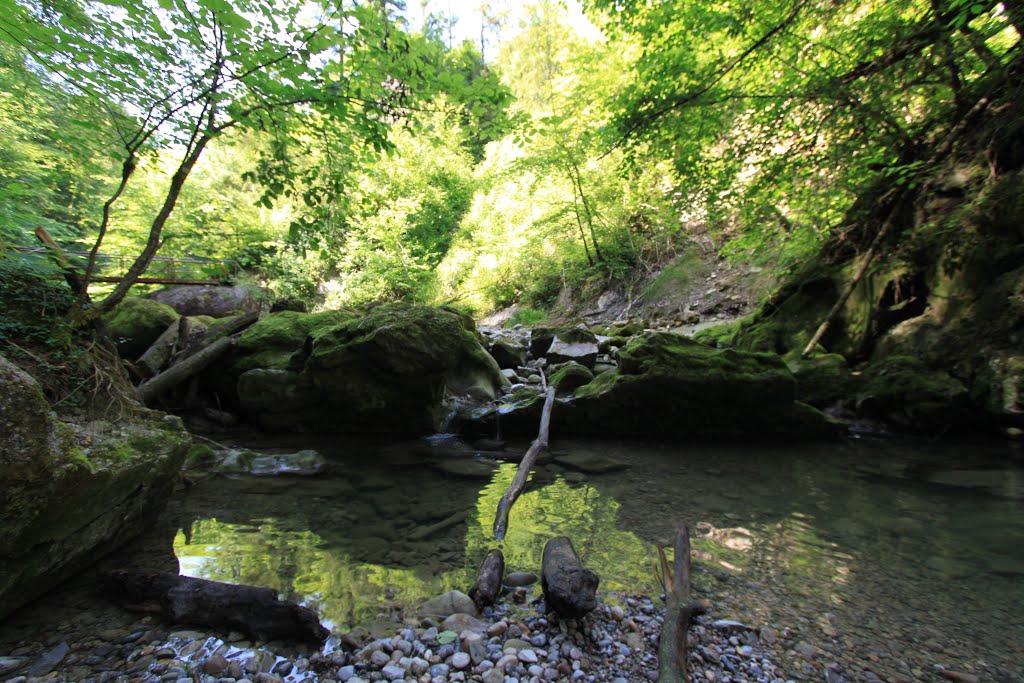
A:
[0, 579, 788, 683]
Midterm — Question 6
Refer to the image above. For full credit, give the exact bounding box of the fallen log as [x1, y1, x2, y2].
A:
[176, 311, 259, 362]
[136, 319, 181, 378]
[137, 336, 233, 405]
[658, 523, 697, 683]
[493, 384, 556, 540]
[101, 570, 328, 644]
[468, 549, 505, 609]
[541, 536, 599, 618]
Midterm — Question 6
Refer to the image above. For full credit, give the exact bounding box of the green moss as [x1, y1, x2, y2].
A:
[103, 298, 179, 359]
[692, 319, 744, 348]
[550, 361, 594, 394]
[185, 443, 216, 468]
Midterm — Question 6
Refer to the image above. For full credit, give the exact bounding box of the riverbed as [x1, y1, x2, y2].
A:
[2, 434, 1022, 682]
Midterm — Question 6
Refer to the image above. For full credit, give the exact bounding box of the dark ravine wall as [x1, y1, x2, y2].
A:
[697, 104, 1024, 435]
[0, 355, 189, 619]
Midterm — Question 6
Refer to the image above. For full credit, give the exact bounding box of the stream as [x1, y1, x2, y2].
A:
[141, 433, 1024, 680]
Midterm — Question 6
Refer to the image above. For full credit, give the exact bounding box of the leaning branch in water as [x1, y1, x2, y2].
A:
[492, 383, 556, 540]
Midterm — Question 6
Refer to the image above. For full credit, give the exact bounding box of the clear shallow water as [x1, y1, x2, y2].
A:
[164, 435, 1024, 673]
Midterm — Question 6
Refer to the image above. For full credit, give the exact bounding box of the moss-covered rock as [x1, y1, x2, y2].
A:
[103, 298, 179, 359]
[549, 361, 594, 395]
[489, 336, 528, 369]
[854, 356, 980, 432]
[558, 333, 835, 438]
[0, 355, 188, 619]
[785, 352, 854, 407]
[231, 304, 508, 434]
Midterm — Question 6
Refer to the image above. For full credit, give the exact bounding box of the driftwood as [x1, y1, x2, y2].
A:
[493, 384, 556, 540]
[137, 336, 233, 404]
[468, 549, 505, 609]
[658, 523, 697, 683]
[541, 536, 599, 618]
[101, 570, 328, 644]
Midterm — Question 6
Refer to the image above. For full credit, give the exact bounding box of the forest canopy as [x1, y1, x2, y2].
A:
[0, 0, 1019, 317]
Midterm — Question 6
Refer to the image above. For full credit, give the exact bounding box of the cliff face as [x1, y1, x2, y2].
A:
[710, 91, 1024, 435]
[0, 355, 189, 619]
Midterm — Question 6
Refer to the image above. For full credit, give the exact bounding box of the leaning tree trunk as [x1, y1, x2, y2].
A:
[493, 385, 556, 540]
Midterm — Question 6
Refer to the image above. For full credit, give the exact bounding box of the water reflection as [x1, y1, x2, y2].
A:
[168, 436, 1024, 671]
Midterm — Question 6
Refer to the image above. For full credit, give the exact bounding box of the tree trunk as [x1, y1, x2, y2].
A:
[493, 385, 556, 540]
[95, 134, 213, 316]
[137, 336, 233, 405]
[541, 536, 599, 618]
[468, 549, 505, 609]
[100, 570, 328, 644]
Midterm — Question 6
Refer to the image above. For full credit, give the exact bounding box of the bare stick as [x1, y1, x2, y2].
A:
[493, 385, 556, 540]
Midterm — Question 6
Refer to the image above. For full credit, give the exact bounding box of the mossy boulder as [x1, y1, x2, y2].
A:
[232, 304, 508, 434]
[0, 355, 188, 619]
[854, 356, 980, 432]
[489, 336, 528, 369]
[559, 333, 835, 438]
[550, 361, 594, 395]
[785, 352, 854, 407]
[103, 297, 179, 359]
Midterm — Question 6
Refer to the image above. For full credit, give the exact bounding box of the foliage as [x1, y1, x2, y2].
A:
[586, 0, 1021, 265]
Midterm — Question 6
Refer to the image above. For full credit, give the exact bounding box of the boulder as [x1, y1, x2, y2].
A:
[546, 328, 599, 368]
[0, 356, 189, 619]
[561, 333, 834, 438]
[103, 298, 179, 359]
[149, 284, 265, 318]
[549, 361, 594, 395]
[854, 356, 978, 432]
[230, 304, 508, 434]
[488, 337, 528, 369]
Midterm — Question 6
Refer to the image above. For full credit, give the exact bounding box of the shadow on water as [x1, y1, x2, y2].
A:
[144, 434, 1024, 668]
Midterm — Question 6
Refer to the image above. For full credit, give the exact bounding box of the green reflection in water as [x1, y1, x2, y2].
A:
[172, 462, 663, 631]
[466, 464, 660, 593]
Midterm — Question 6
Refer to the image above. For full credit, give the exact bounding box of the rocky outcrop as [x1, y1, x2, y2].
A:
[223, 304, 509, 434]
[102, 298, 179, 359]
[560, 333, 834, 438]
[468, 333, 836, 439]
[694, 163, 1024, 436]
[0, 355, 189, 619]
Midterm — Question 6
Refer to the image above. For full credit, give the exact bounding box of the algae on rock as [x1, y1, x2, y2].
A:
[0, 354, 189, 619]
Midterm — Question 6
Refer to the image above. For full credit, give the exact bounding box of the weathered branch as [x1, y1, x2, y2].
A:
[493, 385, 556, 540]
[658, 523, 695, 683]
